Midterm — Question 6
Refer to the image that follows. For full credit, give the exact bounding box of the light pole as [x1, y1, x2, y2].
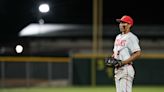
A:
[38, 3, 52, 86]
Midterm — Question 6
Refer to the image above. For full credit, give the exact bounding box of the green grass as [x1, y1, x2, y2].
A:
[0, 86, 164, 92]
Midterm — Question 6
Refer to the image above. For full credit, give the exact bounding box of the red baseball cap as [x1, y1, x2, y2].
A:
[116, 15, 133, 27]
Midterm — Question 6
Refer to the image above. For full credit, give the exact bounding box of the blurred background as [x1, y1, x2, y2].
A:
[0, 0, 164, 90]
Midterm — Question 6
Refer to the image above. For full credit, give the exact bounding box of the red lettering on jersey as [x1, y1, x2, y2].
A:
[115, 39, 126, 46]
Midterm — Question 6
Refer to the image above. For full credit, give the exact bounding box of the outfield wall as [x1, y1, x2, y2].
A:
[0, 53, 164, 87]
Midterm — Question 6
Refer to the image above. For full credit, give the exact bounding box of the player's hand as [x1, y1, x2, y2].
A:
[114, 60, 123, 67]
[105, 57, 123, 67]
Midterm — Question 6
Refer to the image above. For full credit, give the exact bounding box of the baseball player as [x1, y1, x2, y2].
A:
[106, 15, 141, 92]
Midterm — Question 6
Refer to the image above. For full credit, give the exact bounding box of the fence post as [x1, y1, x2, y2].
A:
[68, 51, 73, 86]
[1, 61, 5, 88]
[48, 62, 52, 86]
[26, 62, 30, 87]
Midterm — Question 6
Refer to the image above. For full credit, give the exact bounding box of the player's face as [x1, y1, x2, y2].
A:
[119, 21, 131, 34]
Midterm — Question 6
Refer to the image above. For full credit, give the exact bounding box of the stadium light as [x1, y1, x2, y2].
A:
[15, 45, 23, 53]
[39, 3, 50, 13]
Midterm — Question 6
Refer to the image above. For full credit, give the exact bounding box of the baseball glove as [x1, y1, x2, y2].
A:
[105, 57, 123, 67]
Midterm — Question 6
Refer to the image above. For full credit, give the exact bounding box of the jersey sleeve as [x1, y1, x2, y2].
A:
[127, 36, 141, 53]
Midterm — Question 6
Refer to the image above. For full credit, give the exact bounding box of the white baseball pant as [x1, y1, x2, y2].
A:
[114, 64, 135, 92]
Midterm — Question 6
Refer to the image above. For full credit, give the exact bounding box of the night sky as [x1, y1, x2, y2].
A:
[0, 0, 164, 41]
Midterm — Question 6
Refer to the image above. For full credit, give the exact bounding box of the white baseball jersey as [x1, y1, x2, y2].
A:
[113, 32, 141, 61]
[113, 32, 141, 92]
